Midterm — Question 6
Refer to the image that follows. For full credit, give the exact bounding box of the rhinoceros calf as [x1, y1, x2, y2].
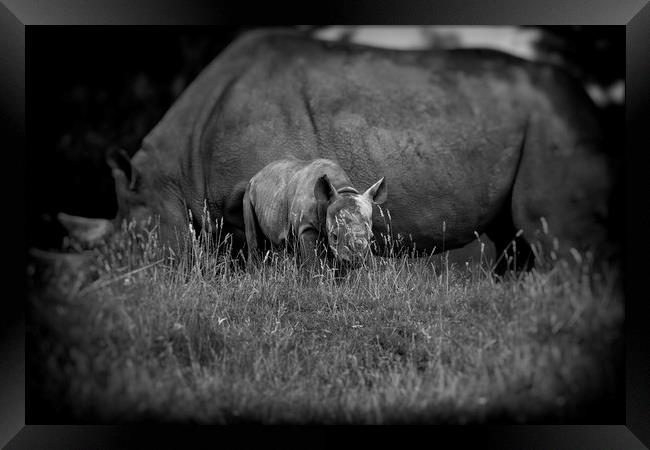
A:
[243, 157, 386, 267]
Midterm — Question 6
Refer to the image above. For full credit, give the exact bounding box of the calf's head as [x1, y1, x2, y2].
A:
[314, 174, 387, 266]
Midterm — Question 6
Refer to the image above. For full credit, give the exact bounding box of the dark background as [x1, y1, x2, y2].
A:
[26, 26, 625, 254]
[27, 26, 244, 249]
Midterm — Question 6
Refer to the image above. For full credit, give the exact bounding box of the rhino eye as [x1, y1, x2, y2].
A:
[330, 233, 338, 244]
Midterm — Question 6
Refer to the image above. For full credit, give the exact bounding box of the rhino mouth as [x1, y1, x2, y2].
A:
[333, 246, 371, 269]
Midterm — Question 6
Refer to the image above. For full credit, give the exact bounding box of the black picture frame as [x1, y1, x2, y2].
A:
[4, 0, 649, 447]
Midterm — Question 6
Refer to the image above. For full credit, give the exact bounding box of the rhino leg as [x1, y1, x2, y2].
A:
[506, 72, 615, 268]
[484, 201, 534, 276]
[224, 180, 248, 231]
[298, 229, 321, 272]
[510, 123, 611, 266]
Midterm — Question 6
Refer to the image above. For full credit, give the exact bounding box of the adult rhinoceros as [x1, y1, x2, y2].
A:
[59, 28, 612, 274]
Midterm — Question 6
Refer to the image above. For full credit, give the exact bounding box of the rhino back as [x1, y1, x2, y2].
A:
[247, 158, 304, 245]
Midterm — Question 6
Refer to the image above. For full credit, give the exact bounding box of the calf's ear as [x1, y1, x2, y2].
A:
[314, 174, 337, 203]
[364, 177, 387, 204]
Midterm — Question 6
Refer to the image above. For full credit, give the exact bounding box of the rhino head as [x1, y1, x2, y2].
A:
[57, 148, 169, 252]
[314, 174, 387, 266]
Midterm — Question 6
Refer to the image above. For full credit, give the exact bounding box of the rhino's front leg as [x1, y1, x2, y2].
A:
[298, 228, 322, 273]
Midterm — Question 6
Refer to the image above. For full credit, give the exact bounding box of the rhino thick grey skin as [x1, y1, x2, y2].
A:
[243, 157, 386, 267]
[59, 28, 612, 275]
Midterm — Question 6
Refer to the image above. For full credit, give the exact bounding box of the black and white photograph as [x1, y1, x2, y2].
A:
[3, 2, 648, 444]
[24, 24, 626, 424]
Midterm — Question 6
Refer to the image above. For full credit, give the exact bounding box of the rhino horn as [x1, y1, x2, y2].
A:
[57, 213, 114, 246]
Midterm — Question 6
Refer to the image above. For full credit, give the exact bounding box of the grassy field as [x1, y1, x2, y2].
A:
[27, 221, 623, 424]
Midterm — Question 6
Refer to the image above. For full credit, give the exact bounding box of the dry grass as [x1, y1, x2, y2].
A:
[27, 219, 623, 424]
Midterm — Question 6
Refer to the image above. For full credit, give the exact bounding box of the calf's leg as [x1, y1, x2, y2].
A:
[298, 229, 322, 273]
[242, 186, 262, 265]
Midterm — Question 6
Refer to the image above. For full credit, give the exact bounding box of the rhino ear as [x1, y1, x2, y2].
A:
[364, 177, 387, 204]
[106, 148, 136, 190]
[314, 174, 337, 203]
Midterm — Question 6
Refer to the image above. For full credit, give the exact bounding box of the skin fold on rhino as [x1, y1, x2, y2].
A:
[56, 28, 613, 275]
